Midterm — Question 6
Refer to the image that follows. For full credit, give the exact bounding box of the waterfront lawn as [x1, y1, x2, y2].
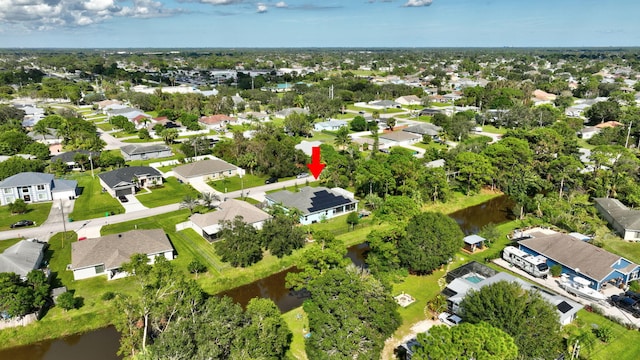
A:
[70, 175, 124, 221]
[603, 236, 640, 265]
[0, 202, 52, 231]
[424, 189, 503, 214]
[136, 177, 200, 208]
[283, 307, 309, 360]
[573, 310, 640, 360]
[0, 232, 137, 350]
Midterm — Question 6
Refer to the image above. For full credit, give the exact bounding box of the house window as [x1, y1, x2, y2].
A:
[37, 185, 45, 190]
[22, 187, 29, 193]
[38, 193, 47, 200]
[3, 188, 12, 194]
[95, 264, 105, 273]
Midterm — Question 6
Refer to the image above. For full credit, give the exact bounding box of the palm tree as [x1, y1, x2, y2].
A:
[179, 195, 199, 214]
[200, 192, 221, 209]
[386, 117, 397, 131]
[334, 127, 352, 150]
[32, 121, 52, 141]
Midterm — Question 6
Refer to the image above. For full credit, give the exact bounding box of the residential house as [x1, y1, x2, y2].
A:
[70, 229, 174, 280]
[369, 100, 401, 109]
[95, 99, 123, 110]
[27, 128, 63, 146]
[395, 95, 421, 106]
[0, 240, 47, 280]
[265, 186, 358, 225]
[98, 166, 163, 197]
[275, 108, 309, 119]
[379, 131, 422, 146]
[198, 114, 237, 131]
[185, 199, 271, 241]
[51, 150, 100, 171]
[579, 126, 601, 140]
[295, 140, 322, 157]
[403, 123, 443, 139]
[517, 228, 640, 290]
[173, 159, 239, 184]
[0, 172, 78, 205]
[313, 120, 348, 132]
[594, 198, 640, 241]
[120, 144, 172, 161]
[442, 261, 582, 326]
[595, 121, 623, 129]
[463, 234, 486, 253]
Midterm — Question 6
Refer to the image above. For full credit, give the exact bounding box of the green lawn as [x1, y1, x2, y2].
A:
[577, 138, 595, 150]
[572, 310, 640, 360]
[412, 141, 449, 151]
[0, 202, 52, 231]
[69, 175, 124, 221]
[135, 177, 200, 208]
[307, 131, 335, 143]
[283, 307, 309, 360]
[0, 232, 138, 350]
[481, 125, 509, 135]
[0, 238, 20, 252]
[95, 122, 115, 131]
[603, 236, 640, 265]
[208, 174, 270, 193]
[265, 180, 321, 194]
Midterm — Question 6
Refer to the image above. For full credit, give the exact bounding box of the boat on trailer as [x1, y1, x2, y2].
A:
[559, 274, 606, 303]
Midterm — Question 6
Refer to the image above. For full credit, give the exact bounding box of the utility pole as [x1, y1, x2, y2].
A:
[89, 155, 94, 179]
[625, 121, 633, 148]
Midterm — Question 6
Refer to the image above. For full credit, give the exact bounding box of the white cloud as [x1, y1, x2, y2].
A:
[256, 2, 266, 13]
[0, 0, 183, 30]
[275, 1, 287, 8]
[403, 0, 433, 7]
[198, 0, 241, 4]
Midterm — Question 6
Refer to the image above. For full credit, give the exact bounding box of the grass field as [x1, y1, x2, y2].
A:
[135, 177, 200, 208]
[572, 310, 640, 360]
[0, 238, 21, 252]
[0, 202, 52, 231]
[208, 174, 270, 193]
[283, 307, 309, 360]
[69, 175, 124, 221]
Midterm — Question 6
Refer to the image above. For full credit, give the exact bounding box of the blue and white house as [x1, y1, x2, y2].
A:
[517, 229, 640, 290]
[0, 172, 78, 205]
[313, 120, 348, 132]
[265, 186, 358, 225]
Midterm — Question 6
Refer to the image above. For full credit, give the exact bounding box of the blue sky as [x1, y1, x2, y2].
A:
[0, 0, 638, 48]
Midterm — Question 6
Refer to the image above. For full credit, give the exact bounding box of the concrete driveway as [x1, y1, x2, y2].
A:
[122, 194, 148, 213]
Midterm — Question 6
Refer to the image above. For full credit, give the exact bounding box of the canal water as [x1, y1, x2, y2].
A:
[2, 196, 512, 359]
[448, 195, 515, 235]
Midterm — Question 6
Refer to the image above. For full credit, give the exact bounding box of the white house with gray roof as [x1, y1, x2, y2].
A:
[443, 261, 582, 326]
[0, 240, 46, 280]
[120, 144, 173, 161]
[313, 120, 348, 132]
[97, 166, 163, 197]
[185, 199, 271, 241]
[172, 159, 238, 184]
[265, 186, 358, 225]
[0, 172, 78, 205]
[70, 229, 174, 280]
[594, 198, 640, 241]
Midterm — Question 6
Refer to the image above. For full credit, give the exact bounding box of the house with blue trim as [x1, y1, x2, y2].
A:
[518, 229, 640, 291]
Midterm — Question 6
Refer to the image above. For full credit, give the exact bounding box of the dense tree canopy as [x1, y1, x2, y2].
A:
[460, 280, 562, 360]
[304, 266, 401, 360]
[398, 212, 464, 274]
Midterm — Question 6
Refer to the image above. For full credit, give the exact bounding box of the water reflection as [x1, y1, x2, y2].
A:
[448, 195, 515, 235]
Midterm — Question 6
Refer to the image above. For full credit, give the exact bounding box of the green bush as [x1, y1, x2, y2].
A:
[101, 291, 116, 301]
[550, 264, 562, 277]
[593, 326, 613, 343]
[629, 280, 640, 292]
[8, 199, 28, 214]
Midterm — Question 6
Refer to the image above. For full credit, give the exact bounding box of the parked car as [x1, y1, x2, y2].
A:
[118, 195, 129, 203]
[264, 177, 278, 184]
[296, 172, 309, 179]
[610, 295, 640, 318]
[10, 220, 35, 228]
[624, 290, 640, 301]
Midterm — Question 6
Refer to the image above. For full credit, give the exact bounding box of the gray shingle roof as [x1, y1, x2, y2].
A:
[52, 179, 78, 193]
[121, 144, 171, 156]
[266, 186, 356, 215]
[51, 150, 101, 164]
[403, 123, 443, 136]
[379, 131, 422, 142]
[0, 240, 46, 278]
[98, 166, 161, 189]
[0, 172, 53, 187]
[173, 159, 238, 179]
[190, 199, 271, 234]
[594, 197, 640, 230]
[71, 229, 173, 270]
[519, 232, 637, 281]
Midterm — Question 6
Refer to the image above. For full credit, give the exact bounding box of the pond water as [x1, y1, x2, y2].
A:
[448, 195, 515, 235]
[4, 196, 512, 359]
[0, 326, 121, 360]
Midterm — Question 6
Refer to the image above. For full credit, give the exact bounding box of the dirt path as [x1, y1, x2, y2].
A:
[380, 319, 439, 359]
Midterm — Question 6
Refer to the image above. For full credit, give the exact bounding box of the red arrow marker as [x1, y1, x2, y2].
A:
[306, 146, 326, 179]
